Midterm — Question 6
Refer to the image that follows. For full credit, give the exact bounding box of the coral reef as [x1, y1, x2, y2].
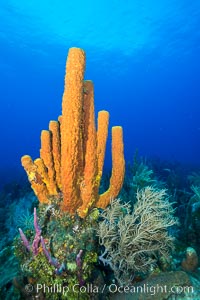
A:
[0, 187, 37, 299]
[183, 184, 200, 251]
[5, 157, 200, 299]
[14, 202, 102, 299]
[11, 47, 125, 299]
[21, 47, 125, 218]
[1, 47, 198, 299]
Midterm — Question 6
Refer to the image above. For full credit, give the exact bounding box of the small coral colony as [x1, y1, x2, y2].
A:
[12, 48, 199, 299]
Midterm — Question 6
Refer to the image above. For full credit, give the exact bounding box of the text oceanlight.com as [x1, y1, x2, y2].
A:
[32, 283, 194, 296]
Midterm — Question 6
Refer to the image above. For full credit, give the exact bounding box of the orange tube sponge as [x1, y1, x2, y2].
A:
[96, 126, 125, 209]
[60, 47, 85, 213]
[97, 111, 109, 179]
[77, 80, 98, 218]
[21, 47, 125, 216]
[40, 130, 58, 195]
[21, 155, 49, 203]
[34, 158, 49, 187]
[49, 121, 61, 190]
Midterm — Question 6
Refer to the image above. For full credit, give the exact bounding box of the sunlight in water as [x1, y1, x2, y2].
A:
[1, 0, 200, 57]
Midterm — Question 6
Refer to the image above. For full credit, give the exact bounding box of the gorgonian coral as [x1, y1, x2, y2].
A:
[97, 186, 178, 285]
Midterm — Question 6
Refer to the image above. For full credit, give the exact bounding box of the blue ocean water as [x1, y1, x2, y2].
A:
[0, 0, 200, 188]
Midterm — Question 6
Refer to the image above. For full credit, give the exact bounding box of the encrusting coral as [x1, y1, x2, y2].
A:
[21, 47, 125, 218]
[181, 247, 199, 272]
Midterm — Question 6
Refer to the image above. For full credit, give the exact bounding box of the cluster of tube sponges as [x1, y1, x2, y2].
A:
[21, 48, 125, 218]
